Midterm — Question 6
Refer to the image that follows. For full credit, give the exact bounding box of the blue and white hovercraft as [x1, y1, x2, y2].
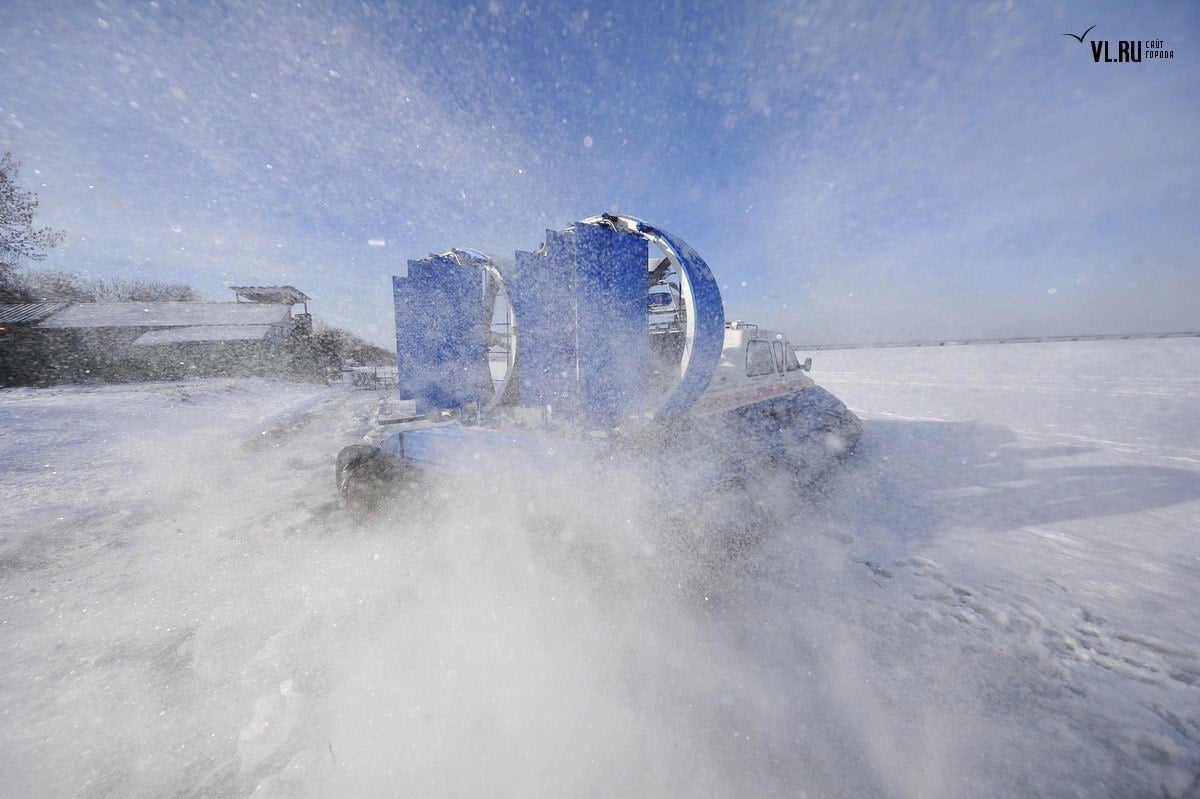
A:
[336, 214, 861, 510]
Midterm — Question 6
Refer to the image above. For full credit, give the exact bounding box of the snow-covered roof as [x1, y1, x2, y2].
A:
[0, 302, 69, 325]
[131, 325, 279, 346]
[37, 302, 292, 329]
[229, 285, 310, 304]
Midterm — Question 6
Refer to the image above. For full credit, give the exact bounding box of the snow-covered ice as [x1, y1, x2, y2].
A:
[1, 339, 1197, 797]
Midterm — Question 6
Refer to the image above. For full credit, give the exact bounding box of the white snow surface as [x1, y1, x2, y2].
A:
[37, 301, 292, 328]
[1, 339, 1197, 797]
[132, 324, 278, 346]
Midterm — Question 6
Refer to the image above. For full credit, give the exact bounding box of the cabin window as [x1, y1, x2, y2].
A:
[784, 344, 803, 371]
[746, 340, 775, 377]
[772, 341, 786, 373]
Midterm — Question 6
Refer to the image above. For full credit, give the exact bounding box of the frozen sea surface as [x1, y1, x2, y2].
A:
[1, 340, 1198, 797]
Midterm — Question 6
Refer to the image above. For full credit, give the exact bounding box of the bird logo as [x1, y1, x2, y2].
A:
[1062, 24, 1096, 43]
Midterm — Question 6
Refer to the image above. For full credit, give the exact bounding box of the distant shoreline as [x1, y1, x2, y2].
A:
[795, 331, 1200, 351]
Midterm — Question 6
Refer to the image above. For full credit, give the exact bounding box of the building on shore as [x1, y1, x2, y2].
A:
[0, 286, 315, 386]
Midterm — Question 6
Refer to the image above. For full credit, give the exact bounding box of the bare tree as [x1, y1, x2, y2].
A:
[0, 152, 64, 283]
[92, 277, 200, 302]
[11, 269, 201, 303]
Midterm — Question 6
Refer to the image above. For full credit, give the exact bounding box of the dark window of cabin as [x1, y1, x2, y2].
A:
[746, 340, 775, 377]
[784, 343, 803, 371]
[772, 340, 786, 373]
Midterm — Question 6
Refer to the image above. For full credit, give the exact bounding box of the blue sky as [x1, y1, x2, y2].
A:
[2, 0, 1197, 346]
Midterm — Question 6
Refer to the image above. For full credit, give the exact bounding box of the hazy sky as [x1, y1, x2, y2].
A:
[2, 0, 1197, 346]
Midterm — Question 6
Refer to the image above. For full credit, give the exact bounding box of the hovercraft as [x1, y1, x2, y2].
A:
[336, 214, 861, 510]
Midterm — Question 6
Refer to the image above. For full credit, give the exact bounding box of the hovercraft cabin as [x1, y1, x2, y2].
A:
[0, 286, 313, 386]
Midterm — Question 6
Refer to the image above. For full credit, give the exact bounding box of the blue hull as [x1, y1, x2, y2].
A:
[385, 385, 861, 496]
